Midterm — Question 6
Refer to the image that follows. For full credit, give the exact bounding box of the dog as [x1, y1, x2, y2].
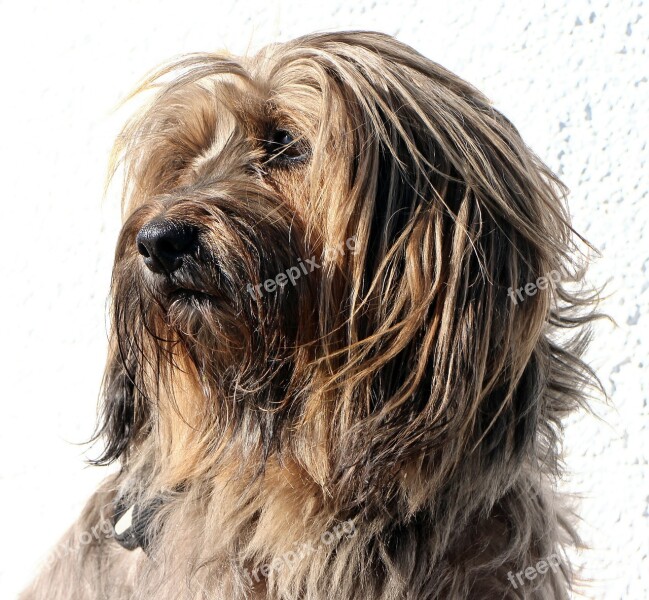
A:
[21, 31, 600, 599]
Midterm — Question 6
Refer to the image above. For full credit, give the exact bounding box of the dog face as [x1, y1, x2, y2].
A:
[98, 31, 582, 508]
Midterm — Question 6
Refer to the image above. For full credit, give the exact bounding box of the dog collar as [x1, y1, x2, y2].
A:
[112, 495, 166, 554]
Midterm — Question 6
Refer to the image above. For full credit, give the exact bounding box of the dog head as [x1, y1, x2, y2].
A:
[95, 31, 592, 510]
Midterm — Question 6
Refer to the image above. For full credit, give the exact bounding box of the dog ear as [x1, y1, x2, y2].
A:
[302, 33, 597, 508]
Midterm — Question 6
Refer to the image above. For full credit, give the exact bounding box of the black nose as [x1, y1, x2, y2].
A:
[136, 219, 197, 274]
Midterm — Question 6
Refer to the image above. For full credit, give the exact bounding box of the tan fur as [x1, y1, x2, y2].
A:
[22, 31, 602, 599]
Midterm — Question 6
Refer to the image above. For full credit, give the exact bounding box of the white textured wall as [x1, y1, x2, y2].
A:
[0, 1, 646, 598]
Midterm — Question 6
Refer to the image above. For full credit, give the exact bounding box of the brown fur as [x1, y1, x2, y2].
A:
[21, 31, 601, 599]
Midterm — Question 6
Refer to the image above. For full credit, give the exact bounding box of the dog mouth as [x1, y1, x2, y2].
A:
[168, 287, 214, 305]
[141, 270, 218, 308]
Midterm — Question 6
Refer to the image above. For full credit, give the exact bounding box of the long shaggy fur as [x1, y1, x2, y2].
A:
[22, 31, 601, 599]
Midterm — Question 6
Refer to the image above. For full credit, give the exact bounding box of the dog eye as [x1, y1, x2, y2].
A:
[273, 130, 294, 147]
[264, 128, 309, 164]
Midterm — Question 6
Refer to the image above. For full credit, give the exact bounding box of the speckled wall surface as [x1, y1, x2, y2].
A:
[0, 1, 646, 598]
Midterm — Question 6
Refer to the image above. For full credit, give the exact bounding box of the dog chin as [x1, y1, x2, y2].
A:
[160, 288, 223, 332]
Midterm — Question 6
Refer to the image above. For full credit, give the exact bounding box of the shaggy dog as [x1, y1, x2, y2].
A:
[21, 31, 600, 599]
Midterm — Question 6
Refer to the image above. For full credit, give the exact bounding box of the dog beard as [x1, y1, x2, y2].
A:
[64, 30, 602, 599]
